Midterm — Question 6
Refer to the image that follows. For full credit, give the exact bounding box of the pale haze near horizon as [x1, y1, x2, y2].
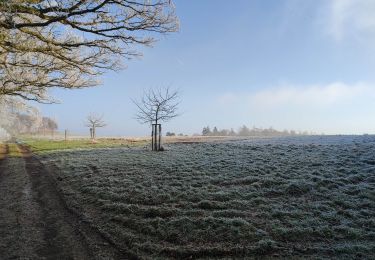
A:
[37, 0, 375, 137]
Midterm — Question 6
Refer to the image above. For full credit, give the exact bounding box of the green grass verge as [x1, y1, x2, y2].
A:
[23, 138, 148, 154]
[7, 143, 22, 157]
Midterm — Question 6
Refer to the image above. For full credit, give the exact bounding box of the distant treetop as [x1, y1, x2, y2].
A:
[201, 125, 314, 137]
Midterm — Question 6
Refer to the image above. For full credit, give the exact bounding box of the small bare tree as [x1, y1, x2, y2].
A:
[85, 114, 106, 141]
[133, 87, 180, 151]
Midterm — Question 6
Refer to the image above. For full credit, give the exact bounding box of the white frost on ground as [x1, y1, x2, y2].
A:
[40, 135, 375, 259]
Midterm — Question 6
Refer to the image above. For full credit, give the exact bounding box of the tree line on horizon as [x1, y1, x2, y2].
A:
[201, 125, 314, 137]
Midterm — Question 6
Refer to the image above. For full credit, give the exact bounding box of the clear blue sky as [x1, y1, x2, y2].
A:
[38, 0, 375, 136]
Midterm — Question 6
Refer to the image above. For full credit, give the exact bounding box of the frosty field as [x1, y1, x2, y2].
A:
[39, 136, 375, 259]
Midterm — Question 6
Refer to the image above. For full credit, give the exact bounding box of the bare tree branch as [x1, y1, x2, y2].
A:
[132, 86, 180, 125]
[86, 113, 106, 128]
[0, 0, 179, 102]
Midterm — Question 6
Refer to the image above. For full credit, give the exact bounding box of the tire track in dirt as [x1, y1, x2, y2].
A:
[17, 144, 129, 260]
[0, 144, 46, 259]
[19, 145, 91, 259]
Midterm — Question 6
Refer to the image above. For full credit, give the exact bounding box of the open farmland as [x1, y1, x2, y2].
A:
[35, 136, 375, 259]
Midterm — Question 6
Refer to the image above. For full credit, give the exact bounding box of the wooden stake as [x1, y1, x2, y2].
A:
[158, 124, 161, 151]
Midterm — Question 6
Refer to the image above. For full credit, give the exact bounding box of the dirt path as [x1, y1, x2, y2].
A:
[0, 144, 8, 182]
[0, 144, 126, 259]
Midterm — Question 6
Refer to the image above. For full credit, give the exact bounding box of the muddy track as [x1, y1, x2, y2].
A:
[20, 145, 93, 259]
[0, 144, 128, 259]
[24, 146, 141, 260]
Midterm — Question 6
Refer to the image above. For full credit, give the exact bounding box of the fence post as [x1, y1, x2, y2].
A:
[154, 124, 157, 151]
[151, 125, 154, 151]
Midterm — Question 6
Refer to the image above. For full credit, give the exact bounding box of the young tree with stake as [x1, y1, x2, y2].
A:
[133, 87, 180, 151]
[85, 114, 106, 141]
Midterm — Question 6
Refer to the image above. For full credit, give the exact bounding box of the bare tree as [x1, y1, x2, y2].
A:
[39, 117, 58, 136]
[0, 1, 179, 102]
[0, 96, 41, 135]
[85, 114, 106, 141]
[133, 87, 180, 150]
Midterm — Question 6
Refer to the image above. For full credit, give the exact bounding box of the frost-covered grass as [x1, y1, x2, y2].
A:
[41, 136, 375, 259]
[24, 138, 148, 154]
